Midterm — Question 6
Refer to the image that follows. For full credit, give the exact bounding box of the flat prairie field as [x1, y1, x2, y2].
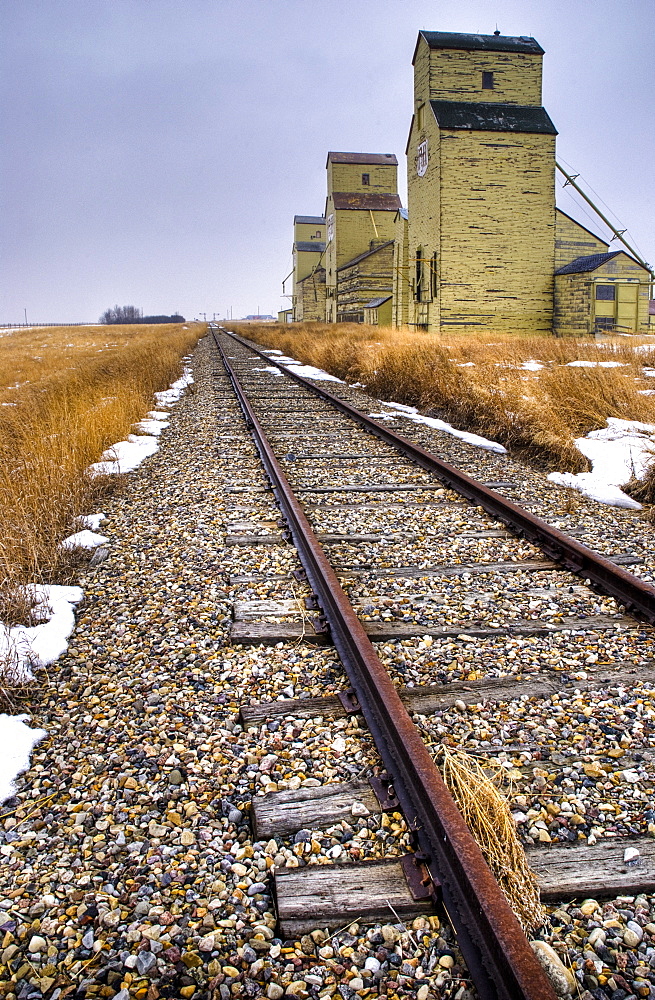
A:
[236, 322, 655, 475]
[0, 323, 204, 625]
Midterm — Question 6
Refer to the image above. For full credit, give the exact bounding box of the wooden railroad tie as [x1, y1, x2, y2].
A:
[255, 777, 655, 936]
[230, 611, 643, 646]
[240, 662, 655, 729]
[246, 664, 655, 934]
[270, 836, 655, 937]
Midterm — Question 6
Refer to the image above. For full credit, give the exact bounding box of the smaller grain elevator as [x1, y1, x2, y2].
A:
[325, 152, 401, 323]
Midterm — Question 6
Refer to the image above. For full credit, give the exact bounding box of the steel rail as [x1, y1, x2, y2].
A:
[212, 329, 557, 1000]
[222, 328, 655, 624]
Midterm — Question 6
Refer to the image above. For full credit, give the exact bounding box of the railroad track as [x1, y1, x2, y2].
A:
[210, 325, 655, 1000]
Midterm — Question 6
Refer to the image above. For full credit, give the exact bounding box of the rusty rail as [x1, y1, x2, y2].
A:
[212, 328, 557, 1000]
[223, 327, 655, 624]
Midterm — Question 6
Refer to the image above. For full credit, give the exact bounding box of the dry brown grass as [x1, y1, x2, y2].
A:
[0, 323, 204, 624]
[235, 322, 655, 473]
[435, 745, 544, 932]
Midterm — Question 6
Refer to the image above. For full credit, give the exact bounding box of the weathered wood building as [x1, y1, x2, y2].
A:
[392, 207, 410, 328]
[405, 30, 557, 334]
[364, 295, 393, 326]
[336, 240, 395, 323]
[292, 215, 325, 321]
[552, 210, 650, 333]
[283, 30, 652, 334]
[554, 251, 651, 336]
[324, 152, 401, 323]
[295, 265, 327, 322]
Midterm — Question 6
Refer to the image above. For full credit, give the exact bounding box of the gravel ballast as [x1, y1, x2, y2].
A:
[1, 332, 654, 1000]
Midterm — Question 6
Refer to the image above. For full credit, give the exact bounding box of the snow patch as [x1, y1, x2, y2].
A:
[133, 418, 169, 436]
[88, 435, 159, 476]
[0, 585, 84, 682]
[376, 401, 507, 454]
[520, 360, 544, 371]
[548, 417, 655, 509]
[154, 369, 194, 407]
[258, 351, 344, 383]
[76, 513, 106, 531]
[0, 715, 46, 804]
[60, 529, 109, 551]
[285, 364, 343, 382]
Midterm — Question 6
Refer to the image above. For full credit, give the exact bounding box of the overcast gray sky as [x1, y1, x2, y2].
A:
[1, 0, 653, 324]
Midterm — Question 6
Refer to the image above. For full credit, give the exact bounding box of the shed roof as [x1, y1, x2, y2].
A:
[415, 31, 544, 62]
[327, 152, 398, 166]
[555, 251, 626, 275]
[332, 192, 402, 212]
[294, 241, 325, 253]
[364, 296, 392, 309]
[430, 100, 557, 134]
[337, 240, 394, 273]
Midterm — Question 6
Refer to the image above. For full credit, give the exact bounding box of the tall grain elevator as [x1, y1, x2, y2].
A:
[406, 31, 558, 333]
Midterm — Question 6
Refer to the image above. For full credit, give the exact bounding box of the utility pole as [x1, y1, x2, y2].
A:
[24, 308, 28, 326]
[556, 162, 653, 279]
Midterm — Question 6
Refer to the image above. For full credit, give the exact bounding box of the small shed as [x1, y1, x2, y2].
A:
[554, 251, 651, 336]
[277, 309, 293, 324]
[364, 295, 393, 326]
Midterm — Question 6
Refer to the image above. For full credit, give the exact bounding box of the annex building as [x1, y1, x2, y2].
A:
[285, 30, 652, 335]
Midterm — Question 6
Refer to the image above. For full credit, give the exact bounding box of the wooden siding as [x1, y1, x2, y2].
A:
[429, 48, 543, 105]
[327, 161, 398, 197]
[296, 267, 326, 322]
[337, 243, 395, 321]
[294, 246, 324, 284]
[553, 275, 592, 337]
[292, 219, 326, 320]
[438, 129, 556, 333]
[413, 36, 542, 112]
[555, 211, 608, 269]
[325, 201, 397, 322]
[294, 220, 325, 243]
[406, 94, 442, 330]
[325, 154, 400, 322]
[392, 213, 410, 327]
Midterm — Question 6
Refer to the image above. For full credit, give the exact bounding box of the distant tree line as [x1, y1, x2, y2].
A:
[100, 305, 185, 324]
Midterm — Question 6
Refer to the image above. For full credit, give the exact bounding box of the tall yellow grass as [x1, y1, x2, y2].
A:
[235, 322, 655, 475]
[0, 323, 204, 627]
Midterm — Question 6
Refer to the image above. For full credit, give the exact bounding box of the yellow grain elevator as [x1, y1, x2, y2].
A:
[292, 215, 326, 321]
[325, 152, 401, 322]
[406, 31, 557, 333]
